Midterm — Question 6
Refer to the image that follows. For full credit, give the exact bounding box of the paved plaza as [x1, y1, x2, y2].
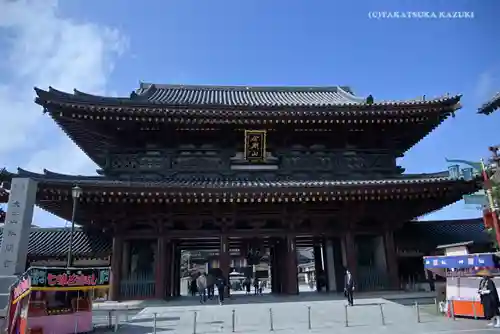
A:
[95, 295, 500, 334]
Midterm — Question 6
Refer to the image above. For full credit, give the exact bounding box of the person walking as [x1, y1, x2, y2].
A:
[190, 276, 197, 297]
[244, 277, 251, 294]
[344, 268, 355, 306]
[477, 269, 500, 327]
[216, 276, 227, 305]
[207, 273, 215, 299]
[253, 277, 260, 295]
[196, 272, 207, 304]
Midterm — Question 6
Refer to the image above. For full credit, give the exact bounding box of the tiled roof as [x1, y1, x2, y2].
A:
[478, 92, 500, 115]
[0, 227, 111, 258]
[396, 218, 491, 250]
[134, 83, 366, 107]
[34, 85, 462, 111]
[8, 168, 471, 192]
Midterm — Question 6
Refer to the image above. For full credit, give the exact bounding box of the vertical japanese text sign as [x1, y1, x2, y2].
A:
[244, 130, 267, 162]
[0, 178, 37, 275]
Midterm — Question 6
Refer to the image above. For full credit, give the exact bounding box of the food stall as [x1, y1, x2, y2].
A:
[6, 266, 110, 334]
[424, 252, 500, 318]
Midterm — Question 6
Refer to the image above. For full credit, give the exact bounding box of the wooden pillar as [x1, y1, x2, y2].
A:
[284, 235, 298, 294]
[384, 230, 399, 289]
[121, 241, 130, 278]
[269, 242, 278, 293]
[164, 239, 173, 298]
[109, 236, 123, 301]
[169, 241, 178, 298]
[344, 231, 358, 282]
[155, 236, 167, 299]
[276, 238, 286, 293]
[313, 238, 323, 292]
[173, 246, 181, 297]
[219, 235, 230, 278]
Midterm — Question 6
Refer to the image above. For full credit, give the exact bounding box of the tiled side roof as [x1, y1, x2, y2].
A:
[396, 218, 491, 250]
[478, 92, 500, 115]
[10, 168, 461, 191]
[34, 85, 461, 110]
[0, 227, 111, 258]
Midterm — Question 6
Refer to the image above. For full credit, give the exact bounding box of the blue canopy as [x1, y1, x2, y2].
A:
[424, 253, 497, 269]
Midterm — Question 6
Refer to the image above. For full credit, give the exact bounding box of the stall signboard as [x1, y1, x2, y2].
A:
[424, 254, 498, 269]
[11, 266, 110, 303]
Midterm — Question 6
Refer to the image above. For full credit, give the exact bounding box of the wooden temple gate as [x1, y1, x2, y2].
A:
[107, 229, 401, 300]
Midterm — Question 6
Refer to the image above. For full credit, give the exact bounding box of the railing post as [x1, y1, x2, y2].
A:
[193, 311, 198, 334]
[415, 301, 420, 323]
[472, 299, 477, 319]
[379, 303, 385, 326]
[269, 308, 274, 331]
[153, 312, 157, 334]
[344, 304, 349, 327]
[232, 309, 236, 332]
[307, 306, 311, 330]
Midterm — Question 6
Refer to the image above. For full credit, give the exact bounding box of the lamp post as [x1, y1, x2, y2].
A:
[66, 185, 82, 267]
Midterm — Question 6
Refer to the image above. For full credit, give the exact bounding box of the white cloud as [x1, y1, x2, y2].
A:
[0, 0, 127, 226]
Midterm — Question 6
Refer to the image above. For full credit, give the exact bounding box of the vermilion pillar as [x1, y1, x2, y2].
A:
[219, 235, 230, 278]
[109, 236, 123, 301]
[384, 231, 399, 289]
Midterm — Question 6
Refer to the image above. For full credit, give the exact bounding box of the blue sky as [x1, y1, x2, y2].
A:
[0, 0, 499, 226]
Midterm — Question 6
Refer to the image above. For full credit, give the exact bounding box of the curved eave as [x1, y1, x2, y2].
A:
[47, 111, 115, 168]
[34, 87, 462, 113]
[13, 167, 479, 194]
[478, 92, 500, 115]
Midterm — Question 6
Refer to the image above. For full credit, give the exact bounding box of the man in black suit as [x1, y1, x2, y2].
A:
[344, 269, 355, 306]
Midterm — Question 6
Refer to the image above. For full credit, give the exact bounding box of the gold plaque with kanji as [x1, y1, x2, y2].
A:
[244, 130, 266, 162]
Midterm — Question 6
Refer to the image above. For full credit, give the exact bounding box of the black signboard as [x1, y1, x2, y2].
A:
[244, 130, 266, 162]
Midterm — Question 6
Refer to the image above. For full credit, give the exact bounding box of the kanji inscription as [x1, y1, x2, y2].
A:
[0, 178, 37, 275]
[244, 130, 266, 162]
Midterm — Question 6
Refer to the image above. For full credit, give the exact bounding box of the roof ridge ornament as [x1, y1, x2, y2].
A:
[366, 94, 374, 105]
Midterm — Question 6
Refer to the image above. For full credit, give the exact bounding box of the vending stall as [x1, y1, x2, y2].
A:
[6, 266, 110, 334]
[424, 252, 500, 318]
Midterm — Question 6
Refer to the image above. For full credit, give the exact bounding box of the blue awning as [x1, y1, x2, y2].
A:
[424, 254, 497, 269]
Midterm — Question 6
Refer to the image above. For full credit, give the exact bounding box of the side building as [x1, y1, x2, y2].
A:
[0, 83, 480, 300]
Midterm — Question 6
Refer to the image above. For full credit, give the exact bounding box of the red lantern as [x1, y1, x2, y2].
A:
[483, 209, 494, 229]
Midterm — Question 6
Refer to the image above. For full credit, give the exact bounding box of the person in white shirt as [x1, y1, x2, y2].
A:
[196, 272, 207, 304]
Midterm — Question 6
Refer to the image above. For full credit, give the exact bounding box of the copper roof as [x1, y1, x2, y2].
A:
[478, 92, 500, 115]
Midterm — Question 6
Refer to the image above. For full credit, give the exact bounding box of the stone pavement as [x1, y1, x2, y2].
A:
[107, 297, 499, 334]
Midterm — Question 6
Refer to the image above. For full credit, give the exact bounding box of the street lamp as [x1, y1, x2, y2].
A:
[66, 185, 82, 267]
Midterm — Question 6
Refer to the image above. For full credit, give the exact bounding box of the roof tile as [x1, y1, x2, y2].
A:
[0, 228, 111, 258]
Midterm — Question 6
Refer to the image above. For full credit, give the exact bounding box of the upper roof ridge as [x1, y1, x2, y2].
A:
[138, 82, 348, 93]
